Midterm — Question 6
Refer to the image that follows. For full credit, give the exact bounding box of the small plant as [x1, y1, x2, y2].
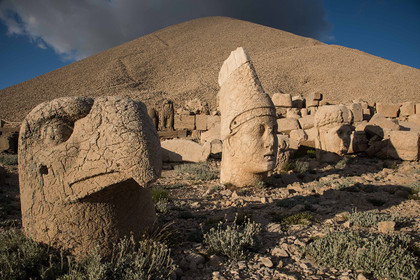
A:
[151, 187, 169, 204]
[305, 231, 418, 280]
[154, 198, 169, 214]
[407, 181, 420, 200]
[293, 160, 309, 174]
[335, 157, 349, 169]
[0, 228, 176, 280]
[0, 154, 18, 165]
[174, 163, 218, 181]
[332, 179, 357, 191]
[348, 209, 399, 228]
[254, 180, 266, 189]
[271, 211, 315, 229]
[202, 215, 261, 260]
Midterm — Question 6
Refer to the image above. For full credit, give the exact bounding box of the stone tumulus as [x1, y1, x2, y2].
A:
[18, 96, 162, 258]
[218, 47, 278, 187]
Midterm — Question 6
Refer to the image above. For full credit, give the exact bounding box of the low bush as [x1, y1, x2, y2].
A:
[305, 231, 418, 280]
[0, 154, 18, 165]
[174, 163, 218, 181]
[271, 211, 315, 229]
[0, 228, 176, 280]
[202, 215, 261, 260]
[407, 181, 420, 200]
[348, 209, 400, 228]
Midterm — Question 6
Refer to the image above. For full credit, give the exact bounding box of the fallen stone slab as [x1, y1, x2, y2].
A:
[161, 139, 210, 162]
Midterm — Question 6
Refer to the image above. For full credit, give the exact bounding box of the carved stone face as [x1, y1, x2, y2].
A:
[319, 124, 352, 155]
[18, 97, 161, 257]
[229, 116, 278, 172]
[221, 115, 278, 187]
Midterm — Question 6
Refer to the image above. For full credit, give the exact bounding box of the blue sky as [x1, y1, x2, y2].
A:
[0, 0, 419, 90]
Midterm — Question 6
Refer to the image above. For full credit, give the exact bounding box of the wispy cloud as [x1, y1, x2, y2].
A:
[0, 0, 332, 61]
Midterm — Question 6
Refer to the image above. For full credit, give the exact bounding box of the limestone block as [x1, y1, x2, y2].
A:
[349, 103, 363, 123]
[0, 127, 19, 153]
[302, 127, 317, 148]
[363, 108, 372, 120]
[275, 107, 288, 117]
[348, 131, 368, 154]
[416, 104, 420, 115]
[400, 102, 415, 116]
[286, 108, 300, 119]
[301, 108, 308, 116]
[206, 115, 221, 130]
[306, 99, 319, 108]
[272, 93, 292, 108]
[18, 97, 161, 258]
[200, 123, 220, 143]
[298, 116, 314, 130]
[185, 98, 209, 114]
[292, 96, 304, 109]
[388, 131, 420, 161]
[308, 92, 323, 101]
[158, 129, 188, 139]
[277, 118, 300, 135]
[161, 139, 210, 162]
[376, 103, 400, 118]
[210, 139, 223, 158]
[289, 129, 307, 144]
[174, 114, 195, 130]
[365, 114, 400, 138]
[195, 114, 207, 130]
[408, 115, 420, 127]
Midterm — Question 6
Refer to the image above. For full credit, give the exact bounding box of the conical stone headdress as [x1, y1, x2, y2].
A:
[218, 47, 276, 140]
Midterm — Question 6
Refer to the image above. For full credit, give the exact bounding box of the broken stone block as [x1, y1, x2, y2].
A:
[306, 99, 319, 108]
[298, 116, 314, 130]
[365, 114, 400, 138]
[376, 102, 400, 118]
[277, 118, 300, 135]
[302, 127, 317, 148]
[18, 97, 161, 258]
[0, 127, 19, 153]
[289, 129, 307, 144]
[349, 103, 363, 123]
[272, 93, 292, 108]
[292, 96, 304, 109]
[200, 123, 220, 143]
[388, 131, 420, 161]
[174, 114, 195, 130]
[348, 131, 368, 154]
[206, 115, 221, 130]
[301, 108, 309, 116]
[400, 102, 415, 117]
[363, 108, 372, 120]
[185, 98, 209, 114]
[195, 114, 207, 130]
[286, 108, 300, 119]
[210, 139, 223, 158]
[308, 92, 323, 101]
[161, 139, 210, 162]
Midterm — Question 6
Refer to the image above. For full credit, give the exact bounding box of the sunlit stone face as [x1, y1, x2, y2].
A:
[18, 96, 161, 258]
[228, 116, 278, 173]
[319, 124, 352, 155]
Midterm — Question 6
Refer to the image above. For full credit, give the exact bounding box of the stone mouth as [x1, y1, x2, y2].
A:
[263, 154, 275, 161]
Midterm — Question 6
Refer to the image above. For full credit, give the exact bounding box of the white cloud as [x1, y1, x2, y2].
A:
[0, 0, 332, 61]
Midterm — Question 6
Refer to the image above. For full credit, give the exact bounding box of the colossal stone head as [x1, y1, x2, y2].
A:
[18, 96, 161, 257]
[314, 105, 353, 162]
[218, 47, 278, 187]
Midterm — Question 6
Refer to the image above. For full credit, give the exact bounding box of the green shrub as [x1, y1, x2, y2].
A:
[151, 187, 169, 204]
[349, 209, 399, 228]
[154, 198, 169, 214]
[293, 160, 309, 174]
[0, 228, 69, 280]
[0, 228, 176, 280]
[0, 154, 18, 165]
[407, 181, 420, 200]
[276, 195, 321, 209]
[271, 211, 315, 229]
[305, 231, 418, 280]
[202, 215, 261, 260]
[174, 163, 218, 181]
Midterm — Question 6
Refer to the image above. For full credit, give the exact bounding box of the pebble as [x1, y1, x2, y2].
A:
[271, 247, 289, 257]
[259, 257, 273, 268]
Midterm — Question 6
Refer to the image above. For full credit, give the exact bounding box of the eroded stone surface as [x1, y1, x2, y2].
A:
[315, 105, 352, 162]
[218, 47, 278, 187]
[18, 96, 161, 257]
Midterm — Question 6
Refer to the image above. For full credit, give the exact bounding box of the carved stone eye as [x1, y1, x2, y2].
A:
[40, 119, 74, 145]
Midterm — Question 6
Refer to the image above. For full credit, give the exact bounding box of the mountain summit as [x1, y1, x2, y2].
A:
[1, 16, 419, 121]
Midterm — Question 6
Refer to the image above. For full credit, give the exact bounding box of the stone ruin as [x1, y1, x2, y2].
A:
[217, 47, 278, 187]
[18, 96, 161, 258]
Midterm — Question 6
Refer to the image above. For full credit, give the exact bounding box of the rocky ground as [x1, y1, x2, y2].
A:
[1, 154, 419, 280]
